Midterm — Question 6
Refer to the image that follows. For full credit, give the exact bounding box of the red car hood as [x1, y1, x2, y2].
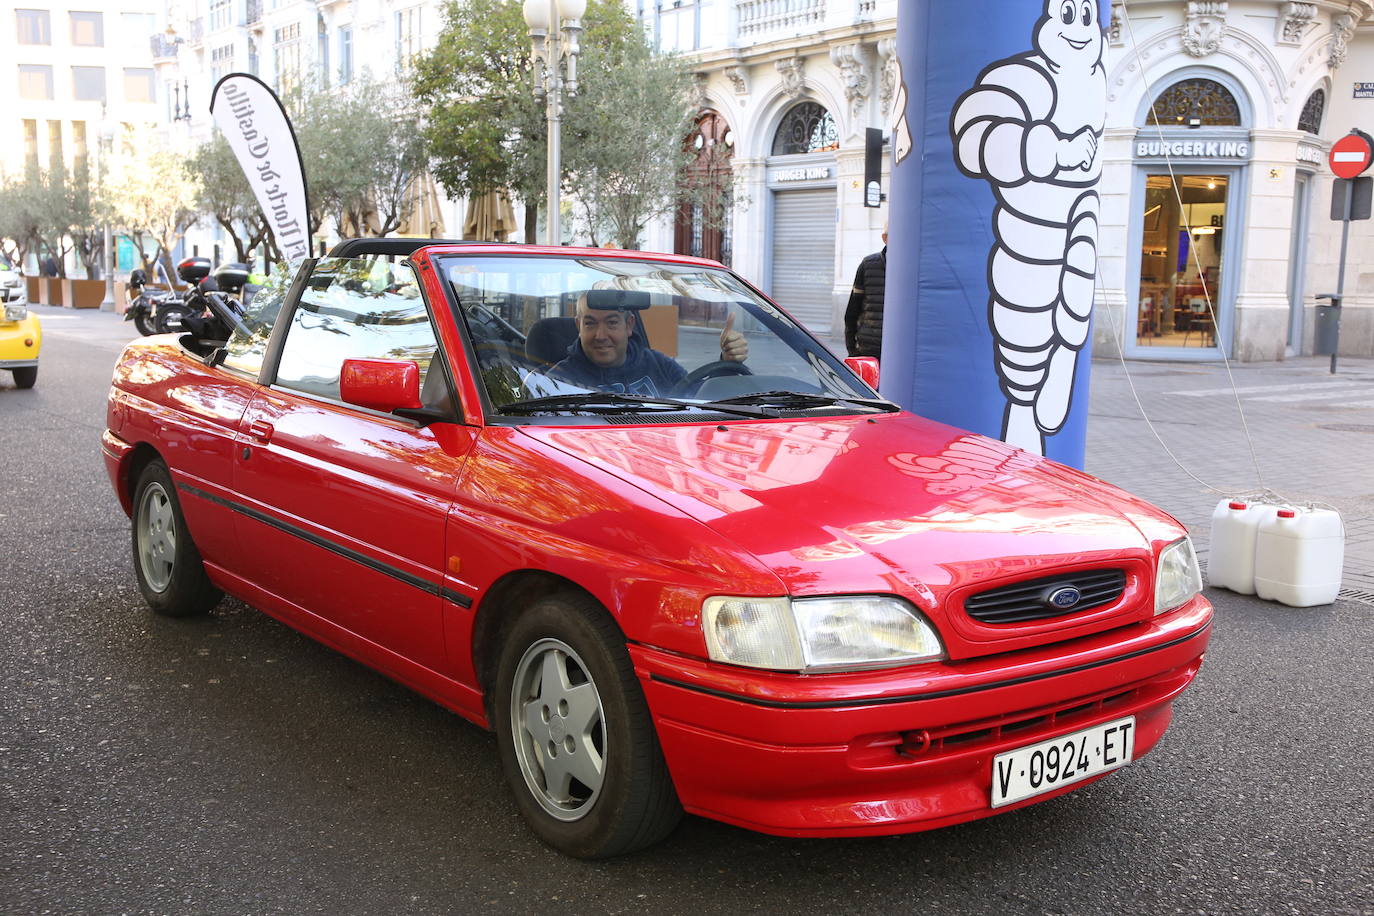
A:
[522, 413, 1183, 607]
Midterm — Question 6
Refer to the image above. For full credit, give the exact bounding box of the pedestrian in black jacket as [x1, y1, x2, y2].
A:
[844, 224, 887, 359]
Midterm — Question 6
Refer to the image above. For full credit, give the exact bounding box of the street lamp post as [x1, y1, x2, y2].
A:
[99, 109, 116, 311]
[522, 0, 584, 246]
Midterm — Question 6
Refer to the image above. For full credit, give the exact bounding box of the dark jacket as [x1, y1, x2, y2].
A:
[844, 246, 887, 359]
[549, 338, 687, 397]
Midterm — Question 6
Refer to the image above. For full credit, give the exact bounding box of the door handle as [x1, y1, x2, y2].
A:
[247, 420, 274, 443]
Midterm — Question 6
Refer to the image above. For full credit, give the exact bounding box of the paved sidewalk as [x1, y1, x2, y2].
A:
[1084, 354, 1374, 596]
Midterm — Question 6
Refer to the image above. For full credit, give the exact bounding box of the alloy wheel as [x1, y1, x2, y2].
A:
[509, 637, 607, 821]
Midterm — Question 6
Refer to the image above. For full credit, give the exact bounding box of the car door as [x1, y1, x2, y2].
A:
[231, 256, 477, 675]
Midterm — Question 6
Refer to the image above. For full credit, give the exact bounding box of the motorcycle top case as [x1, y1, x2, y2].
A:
[177, 257, 212, 283]
[213, 262, 249, 293]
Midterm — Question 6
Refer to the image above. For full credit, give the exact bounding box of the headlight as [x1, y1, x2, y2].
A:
[3, 278, 21, 288]
[702, 595, 945, 672]
[1155, 536, 1203, 615]
[3, 304, 27, 321]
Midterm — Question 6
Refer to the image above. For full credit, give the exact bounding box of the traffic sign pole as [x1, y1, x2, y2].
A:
[1321, 131, 1374, 373]
[1333, 179, 1351, 374]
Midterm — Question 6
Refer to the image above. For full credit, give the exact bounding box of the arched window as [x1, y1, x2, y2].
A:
[1298, 89, 1326, 135]
[1146, 78, 1241, 127]
[771, 101, 838, 155]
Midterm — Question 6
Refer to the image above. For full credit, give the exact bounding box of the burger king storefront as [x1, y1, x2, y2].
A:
[1099, 64, 1347, 364]
[1126, 130, 1253, 359]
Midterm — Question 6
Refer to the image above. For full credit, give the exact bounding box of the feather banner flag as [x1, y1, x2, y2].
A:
[209, 73, 311, 261]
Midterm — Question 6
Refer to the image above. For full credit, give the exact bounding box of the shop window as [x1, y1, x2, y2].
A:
[1136, 174, 1227, 349]
[1146, 78, 1241, 127]
[1298, 89, 1325, 135]
[772, 101, 838, 155]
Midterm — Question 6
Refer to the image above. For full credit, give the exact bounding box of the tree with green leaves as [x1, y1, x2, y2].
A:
[411, 0, 706, 248]
[277, 76, 431, 242]
[108, 145, 200, 280]
[189, 134, 272, 263]
[0, 164, 47, 272]
[66, 157, 108, 279]
[562, 42, 699, 248]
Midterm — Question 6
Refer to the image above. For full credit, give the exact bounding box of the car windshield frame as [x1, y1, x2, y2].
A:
[432, 250, 885, 425]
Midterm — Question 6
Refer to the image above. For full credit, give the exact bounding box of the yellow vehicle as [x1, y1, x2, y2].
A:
[0, 302, 42, 389]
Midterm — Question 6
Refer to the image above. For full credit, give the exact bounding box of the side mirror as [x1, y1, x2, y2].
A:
[844, 356, 880, 390]
[340, 358, 422, 414]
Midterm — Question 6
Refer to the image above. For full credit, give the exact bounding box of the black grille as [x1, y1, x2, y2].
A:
[964, 569, 1127, 624]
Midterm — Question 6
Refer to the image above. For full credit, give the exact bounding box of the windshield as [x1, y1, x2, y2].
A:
[439, 254, 880, 419]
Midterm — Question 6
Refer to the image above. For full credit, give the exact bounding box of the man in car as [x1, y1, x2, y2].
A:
[549, 290, 748, 397]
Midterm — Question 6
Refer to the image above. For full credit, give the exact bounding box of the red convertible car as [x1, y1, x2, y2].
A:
[103, 239, 1211, 858]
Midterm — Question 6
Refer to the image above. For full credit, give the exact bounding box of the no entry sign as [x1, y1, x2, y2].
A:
[1329, 131, 1374, 179]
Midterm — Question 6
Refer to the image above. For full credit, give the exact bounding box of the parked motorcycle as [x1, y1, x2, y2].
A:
[158, 260, 250, 336]
[127, 259, 249, 336]
[124, 267, 173, 336]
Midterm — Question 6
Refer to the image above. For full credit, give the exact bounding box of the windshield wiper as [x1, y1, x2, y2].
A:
[499, 392, 774, 418]
[704, 390, 899, 413]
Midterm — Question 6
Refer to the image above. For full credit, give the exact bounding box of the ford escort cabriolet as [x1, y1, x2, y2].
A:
[103, 238, 1211, 858]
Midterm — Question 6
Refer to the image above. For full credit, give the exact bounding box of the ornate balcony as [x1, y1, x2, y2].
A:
[736, 0, 827, 39]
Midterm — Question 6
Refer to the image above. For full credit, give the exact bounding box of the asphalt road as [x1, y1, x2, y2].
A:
[1, 317, 1370, 915]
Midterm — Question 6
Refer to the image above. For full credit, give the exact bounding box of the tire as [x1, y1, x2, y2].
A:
[132, 303, 157, 336]
[11, 366, 36, 389]
[494, 592, 682, 858]
[155, 302, 195, 334]
[131, 460, 222, 617]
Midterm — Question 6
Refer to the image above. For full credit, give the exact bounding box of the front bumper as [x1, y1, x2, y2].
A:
[0, 286, 26, 305]
[633, 596, 1211, 837]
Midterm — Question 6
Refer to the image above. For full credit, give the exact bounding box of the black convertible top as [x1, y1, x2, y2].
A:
[326, 238, 489, 259]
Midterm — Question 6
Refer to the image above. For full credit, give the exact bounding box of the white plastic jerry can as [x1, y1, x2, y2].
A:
[1207, 499, 1276, 594]
[1253, 507, 1345, 608]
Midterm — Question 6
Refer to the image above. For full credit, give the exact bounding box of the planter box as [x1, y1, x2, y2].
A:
[60, 278, 107, 309]
[25, 276, 42, 304]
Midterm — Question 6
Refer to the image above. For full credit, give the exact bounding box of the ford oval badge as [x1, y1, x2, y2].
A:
[1047, 586, 1082, 610]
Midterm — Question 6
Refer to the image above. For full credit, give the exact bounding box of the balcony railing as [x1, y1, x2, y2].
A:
[149, 33, 180, 59]
[245, 0, 262, 26]
[737, 0, 827, 38]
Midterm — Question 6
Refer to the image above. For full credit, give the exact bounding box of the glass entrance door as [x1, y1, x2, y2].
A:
[1135, 173, 1229, 350]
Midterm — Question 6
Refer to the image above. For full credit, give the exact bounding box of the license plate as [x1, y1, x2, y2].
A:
[991, 716, 1135, 808]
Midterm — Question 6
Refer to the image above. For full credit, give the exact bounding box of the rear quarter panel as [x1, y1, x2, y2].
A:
[108, 339, 256, 573]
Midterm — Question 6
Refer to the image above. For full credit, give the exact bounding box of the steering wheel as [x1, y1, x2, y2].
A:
[672, 359, 752, 397]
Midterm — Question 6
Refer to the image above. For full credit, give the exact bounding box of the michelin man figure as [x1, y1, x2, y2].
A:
[950, 0, 1105, 455]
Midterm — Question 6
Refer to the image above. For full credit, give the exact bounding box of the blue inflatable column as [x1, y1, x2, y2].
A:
[880, 0, 1109, 467]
